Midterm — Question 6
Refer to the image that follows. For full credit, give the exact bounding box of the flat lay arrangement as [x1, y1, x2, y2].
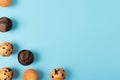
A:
[0, 0, 66, 80]
[1, 0, 118, 80]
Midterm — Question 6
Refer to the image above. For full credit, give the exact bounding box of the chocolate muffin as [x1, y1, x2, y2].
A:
[18, 50, 34, 66]
[0, 17, 12, 32]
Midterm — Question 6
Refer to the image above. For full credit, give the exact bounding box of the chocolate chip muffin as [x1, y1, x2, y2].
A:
[0, 42, 14, 57]
[0, 67, 13, 80]
[50, 68, 66, 80]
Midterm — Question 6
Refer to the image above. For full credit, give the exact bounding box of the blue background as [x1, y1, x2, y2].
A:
[0, 0, 120, 80]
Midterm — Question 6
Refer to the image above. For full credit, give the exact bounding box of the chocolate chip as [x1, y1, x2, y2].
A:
[62, 74, 64, 77]
[4, 73, 6, 75]
[11, 45, 13, 49]
[4, 78, 6, 80]
[54, 69, 58, 75]
[52, 75, 54, 78]
[7, 68, 12, 72]
[2, 47, 5, 49]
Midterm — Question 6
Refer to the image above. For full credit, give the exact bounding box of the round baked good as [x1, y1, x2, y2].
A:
[0, 0, 12, 7]
[50, 68, 66, 80]
[0, 42, 13, 56]
[0, 17, 12, 32]
[18, 50, 34, 66]
[0, 67, 13, 80]
[23, 69, 38, 80]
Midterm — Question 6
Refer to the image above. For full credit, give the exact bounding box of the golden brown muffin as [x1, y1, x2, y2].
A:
[52, 78, 64, 80]
[50, 68, 66, 80]
[0, 67, 13, 80]
[0, 0, 12, 7]
[23, 69, 38, 80]
[0, 42, 13, 57]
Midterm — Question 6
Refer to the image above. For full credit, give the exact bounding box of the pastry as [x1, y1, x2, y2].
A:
[23, 69, 38, 80]
[0, 0, 12, 7]
[0, 67, 13, 80]
[50, 68, 66, 80]
[0, 42, 13, 56]
[18, 50, 34, 66]
[0, 17, 12, 32]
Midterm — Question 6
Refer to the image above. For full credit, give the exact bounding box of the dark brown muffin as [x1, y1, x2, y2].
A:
[0, 17, 12, 32]
[18, 50, 34, 66]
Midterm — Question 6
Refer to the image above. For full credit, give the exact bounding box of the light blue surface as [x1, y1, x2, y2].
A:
[0, 0, 120, 80]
